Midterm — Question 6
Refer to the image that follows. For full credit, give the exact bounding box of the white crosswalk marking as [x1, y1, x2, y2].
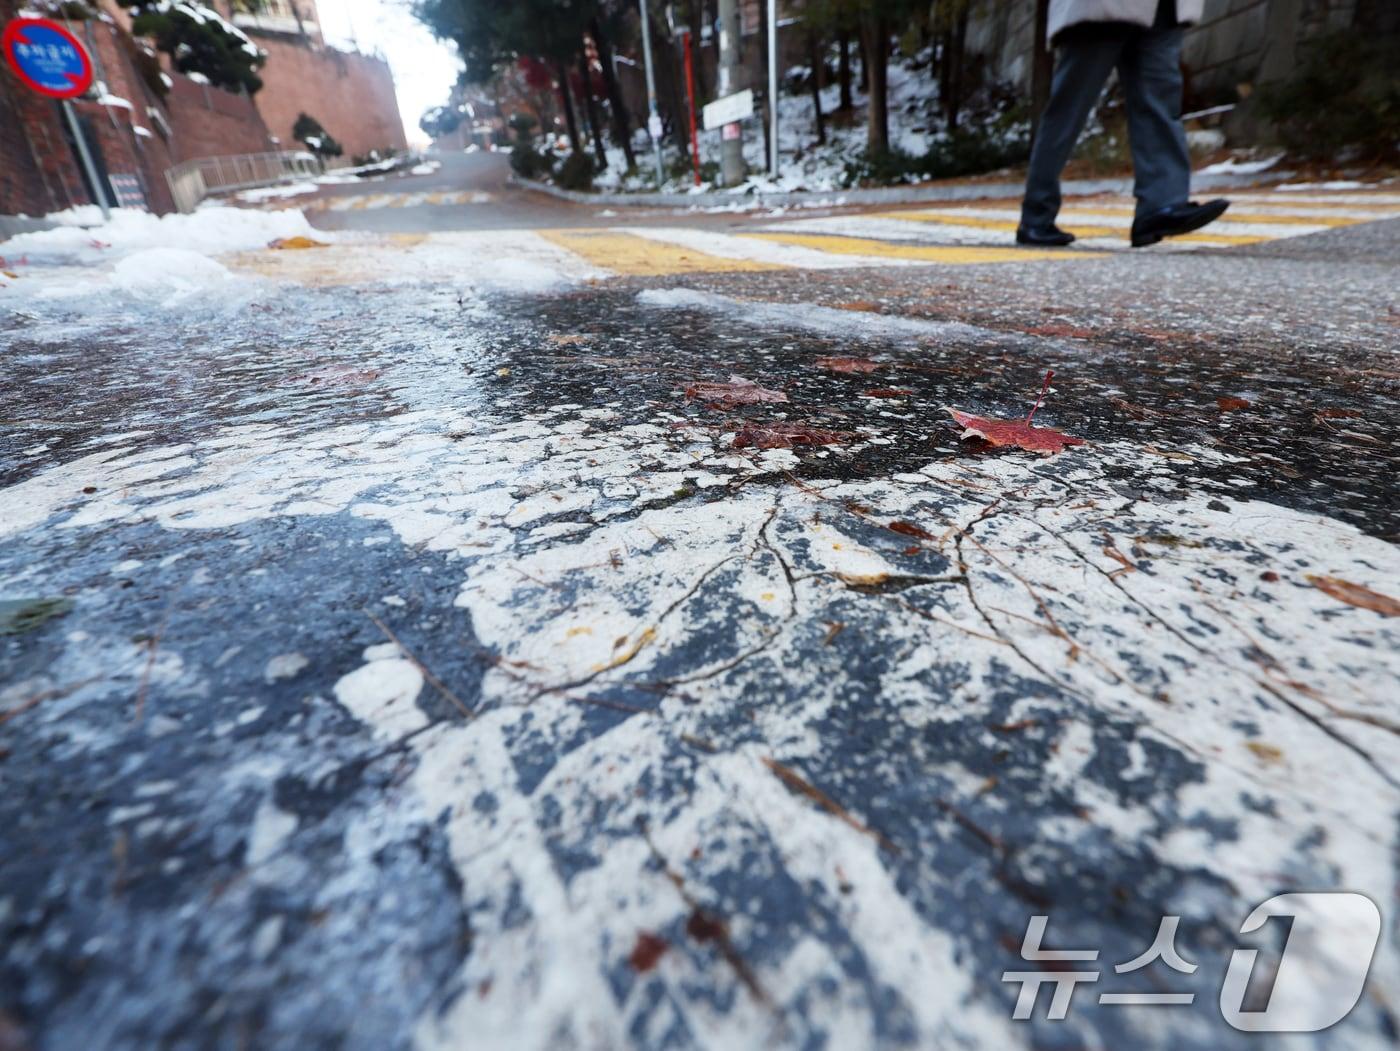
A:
[259, 184, 1395, 279]
[308, 190, 497, 212]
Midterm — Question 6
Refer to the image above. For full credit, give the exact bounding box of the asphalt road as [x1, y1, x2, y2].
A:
[2, 155, 1398, 1051]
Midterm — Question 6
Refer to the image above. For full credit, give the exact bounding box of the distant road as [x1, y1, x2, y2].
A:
[303, 149, 598, 233]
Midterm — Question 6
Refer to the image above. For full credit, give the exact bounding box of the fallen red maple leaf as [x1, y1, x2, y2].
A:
[815, 357, 882, 374]
[1216, 396, 1251, 412]
[887, 521, 935, 540]
[628, 932, 669, 972]
[1025, 323, 1095, 340]
[947, 370, 1085, 457]
[732, 422, 849, 449]
[685, 375, 788, 409]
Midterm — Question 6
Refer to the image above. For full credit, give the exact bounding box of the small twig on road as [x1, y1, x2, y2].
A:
[762, 757, 900, 855]
[637, 818, 775, 1012]
[133, 615, 170, 722]
[364, 610, 476, 721]
[1, 676, 100, 726]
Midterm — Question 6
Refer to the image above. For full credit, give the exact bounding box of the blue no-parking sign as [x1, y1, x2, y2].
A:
[3, 17, 94, 99]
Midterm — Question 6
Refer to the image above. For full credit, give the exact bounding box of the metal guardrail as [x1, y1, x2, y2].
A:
[164, 150, 322, 213]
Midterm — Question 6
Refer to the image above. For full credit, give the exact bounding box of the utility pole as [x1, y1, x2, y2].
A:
[62, 101, 109, 222]
[638, 0, 666, 186]
[766, 0, 778, 176]
[716, 0, 745, 186]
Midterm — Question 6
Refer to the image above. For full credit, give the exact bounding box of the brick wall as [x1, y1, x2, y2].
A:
[0, 67, 59, 216]
[0, 3, 183, 215]
[251, 35, 407, 159]
[163, 73, 277, 161]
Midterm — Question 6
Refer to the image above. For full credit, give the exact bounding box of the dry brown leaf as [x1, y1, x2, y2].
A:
[268, 236, 329, 250]
[1307, 575, 1400, 617]
[815, 356, 882, 374]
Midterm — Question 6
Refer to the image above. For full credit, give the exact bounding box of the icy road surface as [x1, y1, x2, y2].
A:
[2, 214, 1399, 1051]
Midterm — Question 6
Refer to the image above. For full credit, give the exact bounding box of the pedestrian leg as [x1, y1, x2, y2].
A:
[1117, 27, 1192, 219]
[1021, 33, 1123, 230]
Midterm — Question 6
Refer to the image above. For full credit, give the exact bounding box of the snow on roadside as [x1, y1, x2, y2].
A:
[1195, 153, 1285, 176]
[0, 204, 325, 267]
[234, 181, 320, 203]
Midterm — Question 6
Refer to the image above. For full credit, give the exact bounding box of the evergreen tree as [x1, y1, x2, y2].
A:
[120, 0, 266, 94]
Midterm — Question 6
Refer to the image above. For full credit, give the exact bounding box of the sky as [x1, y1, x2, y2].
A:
[316, 0, 461, 147]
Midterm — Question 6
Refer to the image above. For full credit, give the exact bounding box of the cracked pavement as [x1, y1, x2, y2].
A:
[2, 155, 1399, 1050]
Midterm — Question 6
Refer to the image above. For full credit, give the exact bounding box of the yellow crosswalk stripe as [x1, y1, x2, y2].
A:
[1229, 192, 1400, 208]
[539, 229, 785, 275]
[426, 192, 448, 205]
[741, 232, 1098, 263]
[876, 208, 1275, 246]
[882, 210, 1119, 239]
[1060, 205, 1361, 228]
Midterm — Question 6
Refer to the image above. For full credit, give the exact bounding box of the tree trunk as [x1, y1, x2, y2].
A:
[807, 31, 826, 146]
[942, 4, 970, 130]
[689, 0, 710, 99]
[649, 11, 688, 154]
[1030, 0, 1053, 142]
[856, 24, 868, 94]
[1353, 0, 1400, 35]
[837, 30, 853, 112]
[555, 57, 581, 153]
[758, 0, 772, 168]
[860, 14, 887, 153]
[590, 17, 635, 169]
[578, 47, 608, 168]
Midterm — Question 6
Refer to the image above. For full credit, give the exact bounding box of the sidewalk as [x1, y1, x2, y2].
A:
[511, 166, 1295, 210]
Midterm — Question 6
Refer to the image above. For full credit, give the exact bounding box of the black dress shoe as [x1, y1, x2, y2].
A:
[1131, 199, 1230, 247]
[1016, 224, 1076, 247]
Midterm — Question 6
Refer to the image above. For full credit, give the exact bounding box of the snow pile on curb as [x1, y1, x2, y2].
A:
[0, 205, 324, 266]
[235, 181, 320, 203]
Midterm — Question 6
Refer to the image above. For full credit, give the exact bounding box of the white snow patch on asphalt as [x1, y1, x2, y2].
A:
[246, 796, 298, 867]
[0, 205, 324, 266]
[638, 287, 987, 343]
[3, 391, 1399, 1044]
[264, 653, 309, 682]
[332, 647, 426, 742]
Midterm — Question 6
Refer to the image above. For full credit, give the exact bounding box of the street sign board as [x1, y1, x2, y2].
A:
[702, 89, 753, 131]
[108, 174, 147, 210]
[3, 17, 93, 99]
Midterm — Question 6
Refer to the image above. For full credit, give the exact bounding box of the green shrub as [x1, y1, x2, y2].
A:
[841, 127, 1030, 187]
[509, 144, 555, 181]
[1258, 30, 1400, 162]
[555, 152, 595, 191]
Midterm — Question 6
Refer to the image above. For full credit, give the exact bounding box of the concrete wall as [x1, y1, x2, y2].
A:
[964, 0, 1361, 111]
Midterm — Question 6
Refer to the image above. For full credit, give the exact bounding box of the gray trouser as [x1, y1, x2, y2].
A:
[1021, 23, 1191, 228]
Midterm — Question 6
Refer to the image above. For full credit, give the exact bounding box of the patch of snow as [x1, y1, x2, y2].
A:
[1275, 180, 1367, 192]
[96, 93, 133, 110]
[638, 287, 985, 343]
[234, 181, 319, 203]
[409, 161, 441, 176]
[0, 205, 326, 266]
[108, 248, 243, 306]
[1195, 153, 1284, 175]
[264, 653, 309, 682]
